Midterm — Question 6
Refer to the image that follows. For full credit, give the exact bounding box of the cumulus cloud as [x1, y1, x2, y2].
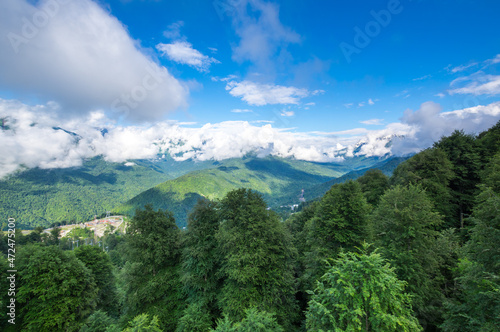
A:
[391, 101, 500, 155]
[1, 99, 499, 179]
[448, 72, 500, 95]
[157, 41, 220, 72]
[0, 0, 188, 121]
[225, 80, 310, 106]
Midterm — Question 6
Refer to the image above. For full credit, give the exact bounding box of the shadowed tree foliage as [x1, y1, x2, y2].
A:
[357, 169, 389, 207]
[442, 184, 500, 331]
[177, 199, 222, 332]
[434, 130, 481, 228]
[371, 185, 445, 330]
[216, 189, 298, 330]
[304, 180, 370, 287]
[391, 148, 455, 228]
[74, 245, 119, 316]
[17, 245, 98, 331]
[122, 205, 182, 331]
[306, 244, 422, 332]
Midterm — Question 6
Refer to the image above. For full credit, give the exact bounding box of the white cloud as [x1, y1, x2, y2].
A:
[449, 62, 478, 73]
[231, 109, 253, 113]
[435, 93, 446, 98]
[225, 80, 310, 106]
[1, 98, 499, 179]
[0, 0, 187, 121]
[360, 119, 384, 125]
[227, 0, 300, 74]
[163, 21, 184, 40]
[368, 98, 375, 105]
[343, 103, 353, 109]
[484, 54, 500, 66]
[280, 110, 294, 117]
[157, 41, 220, 72]
[392, 101, 500, 155]
[413, 74, 432, 81]
[448, 72, 500, 95]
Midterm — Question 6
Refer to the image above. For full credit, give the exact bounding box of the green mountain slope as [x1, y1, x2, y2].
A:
[117, 155, 405, 227]
[0, 156, 215, 228]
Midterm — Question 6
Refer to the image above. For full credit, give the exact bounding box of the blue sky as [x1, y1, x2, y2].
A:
[93, 0, 500, 131]
[0, 0, 499, 176]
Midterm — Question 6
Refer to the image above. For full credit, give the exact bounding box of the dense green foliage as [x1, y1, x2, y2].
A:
[306, 244, 422, 331]
[1, 121, 499, 331]
[0, 156, 214, 229]
[121, 205, 183, 331]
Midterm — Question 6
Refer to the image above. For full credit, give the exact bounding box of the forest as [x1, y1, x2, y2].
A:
[0, 121, 499, 331]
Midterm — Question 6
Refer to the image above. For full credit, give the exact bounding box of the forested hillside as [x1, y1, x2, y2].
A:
[0, 156, 215, 229]
[0, 122, 499, 331]
[117, 155, 404, 227]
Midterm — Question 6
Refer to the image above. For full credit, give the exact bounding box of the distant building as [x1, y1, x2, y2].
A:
[299, 189, 306, 203]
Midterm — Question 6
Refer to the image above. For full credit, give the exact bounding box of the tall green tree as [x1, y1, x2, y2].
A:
[74, 245, 118, 316]
[178, 199, 222, 332]
[306, 244, 422, 332]
[391, 148, 455, 227]
[442, 185, 500, 331]
[123, 205, 182, 331]
[216, 189, 298, 330]
[357, 169, 389, 206]
[434, 130, 481, 227]
[304, 180, 370, 286]
[17, 244, 98, 331]
[371, 185, 445, 329]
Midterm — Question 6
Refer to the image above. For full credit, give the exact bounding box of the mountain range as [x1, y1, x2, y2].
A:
[0, 148, 408, 229]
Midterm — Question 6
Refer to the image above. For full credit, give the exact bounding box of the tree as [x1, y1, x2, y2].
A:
[79, 310, 115, 332]
[306, 244, 422, 331]
[17, 244, 98, 331]
[212, 308, 284, 332]
[74, 245, 118, 316]
[391, 148, 455, 228]
[357, 169, 389, 206]
[434, 130, 481, 227]
[442, 186, 500, 331]
[122, 314, 162, 332]
[371, 185, 445, 329]
[304, 180, 369, 286]
[178, 199, 222, 331]
[216, 189, 298, 329]
[123, 205, 182, 331]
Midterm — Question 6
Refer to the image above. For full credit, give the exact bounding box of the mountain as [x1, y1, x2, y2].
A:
[117, 155, 406, 227]
[0, 156, 215, 229]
